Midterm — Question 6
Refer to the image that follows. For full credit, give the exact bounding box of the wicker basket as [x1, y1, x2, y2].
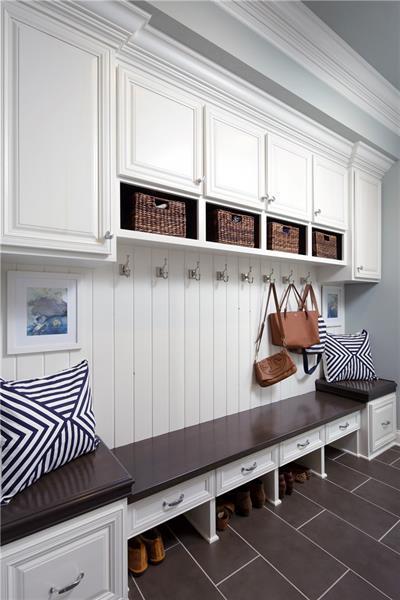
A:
[209, 208, 255, 247]
[313, 231, 337, 259]
[129, 192, 186, 237]
[267, 221, 299, 254]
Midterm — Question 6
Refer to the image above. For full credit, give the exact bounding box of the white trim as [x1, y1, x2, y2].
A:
[221, 0, 400, 136]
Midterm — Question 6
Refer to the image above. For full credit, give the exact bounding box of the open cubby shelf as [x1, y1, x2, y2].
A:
[312, 227, 343, 261]
[267, 216, 307, 256]
[206, 202, 261, 249]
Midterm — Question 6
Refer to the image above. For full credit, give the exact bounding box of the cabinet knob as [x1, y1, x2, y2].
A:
[269, 196, 276, 203]
[314, 209, 321, 215]
[195, 176, 205, 185]
[261, 195, 269, 201]
[104, 230, 114, 240]
[357, 265, 364, 272]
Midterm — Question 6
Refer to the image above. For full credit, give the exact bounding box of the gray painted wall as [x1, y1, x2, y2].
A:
[345, 161, 400, 425]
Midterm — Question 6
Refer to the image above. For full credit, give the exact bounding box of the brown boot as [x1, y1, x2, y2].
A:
[141, 529, 165, 565]
[235, 487, 252, 517]
[250, 479, 266, 508]
[279, 473, 286, 500]
[284, 470, 294, 495]
[128, 537, 148, 577]
[216, 506, 231, 531]
[291, 463, 309, 483]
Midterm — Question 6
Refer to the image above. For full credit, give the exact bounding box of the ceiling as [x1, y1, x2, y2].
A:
[304, 1, 400, 91]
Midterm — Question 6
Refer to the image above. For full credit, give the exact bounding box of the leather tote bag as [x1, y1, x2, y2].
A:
[268, 283, 320, 351]
[301, 284, 327, 375]
[254, 282, 297, 387]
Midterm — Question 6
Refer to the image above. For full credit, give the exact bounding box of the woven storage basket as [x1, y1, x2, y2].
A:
[313, 231, 337, 259]
[130, 192, 186, 237]
[267, 221, 299, 254]
[210, 208, 255, 247]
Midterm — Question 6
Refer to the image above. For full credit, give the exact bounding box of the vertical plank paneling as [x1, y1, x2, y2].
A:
[250, 259, 262, 409]
[114, 245, 135, 446]
[213, 254, 227, 418]
[69, 268, 93, 369]
[152, 248, 170, 436]
[169, 250, 185, 432]
[1, 262, 17, 381]
[184, 252, 200, 427]
[226, 255, 239, 415]
[238, 256, 251, 412]
[199, 253, 214, 423]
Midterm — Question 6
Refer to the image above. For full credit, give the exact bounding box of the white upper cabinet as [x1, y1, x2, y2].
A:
[353, 170, 381, 280]
[266, 134, 312, 221]
[204, 106, 265, 208]
[313, 156, 348, 230]
[118, 68, 203, 195]
[2, 4, 113, 255]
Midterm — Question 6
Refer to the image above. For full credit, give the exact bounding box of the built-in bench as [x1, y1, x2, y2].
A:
[112, 391, 362, 543]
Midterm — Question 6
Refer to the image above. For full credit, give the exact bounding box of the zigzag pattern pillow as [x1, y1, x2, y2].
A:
[0, 360, 98, 505]
[323, 329, 377, 383]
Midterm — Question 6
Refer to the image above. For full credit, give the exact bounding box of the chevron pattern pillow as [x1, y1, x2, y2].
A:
[0, 360, 98, 505]
[323, 329, 377, 383]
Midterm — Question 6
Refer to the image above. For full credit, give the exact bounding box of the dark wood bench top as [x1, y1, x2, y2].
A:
[112, 391, 362, 504]
[0, 440, 133, 546]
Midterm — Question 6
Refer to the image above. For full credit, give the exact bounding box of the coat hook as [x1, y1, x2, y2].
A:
[216, 263, 229, 283]
[188, 260, 201, 281]
[119, 254, 132, 278]
[241, 266, 254, 284]
[156, 258, 169, 279]
[300, 271, 312, 285]
[263, 268, 275, 283]
[282, 269, 295, 284]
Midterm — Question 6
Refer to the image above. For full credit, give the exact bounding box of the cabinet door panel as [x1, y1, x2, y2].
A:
[205, 107, 265, 208]
[313, 156, 348, 230]
[3, 6, 112, 254]
[119, 68, 203, 194]
[267, 135, 312, 221]
[354, 171, 381, 280]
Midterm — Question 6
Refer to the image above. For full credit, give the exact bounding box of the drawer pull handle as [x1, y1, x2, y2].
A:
[241, 462, 257, 474]
[339, 422, 350, 430]
[50, 572, 84, 595]
[297, 440, 310, 450]
[163, 493, 184, 509]
[382, 420, 391, 427]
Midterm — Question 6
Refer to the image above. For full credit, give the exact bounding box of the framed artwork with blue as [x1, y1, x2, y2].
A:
[322, 285, 344, 328]
[7, 271, 81, 354]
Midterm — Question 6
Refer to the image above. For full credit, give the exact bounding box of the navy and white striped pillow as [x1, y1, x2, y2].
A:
[323, 329, 377, 383]
[0, 360, 98, 505]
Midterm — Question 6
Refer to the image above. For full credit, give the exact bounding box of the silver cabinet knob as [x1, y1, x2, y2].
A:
[314, 208, 321, 215]
[357, 265, 364, 272]
[269, 196, 276, 203]
[195, 176, 205, 185]
[261, 195, 269, 201]
[381, 420, 391, 427]
[104, 230, 114, 240]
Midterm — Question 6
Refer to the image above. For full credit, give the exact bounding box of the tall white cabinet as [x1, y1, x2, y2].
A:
[353, 171, 381, 280]
[1, 3, 113, 256]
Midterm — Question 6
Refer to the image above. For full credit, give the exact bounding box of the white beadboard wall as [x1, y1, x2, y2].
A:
[1, 246, 344, 449]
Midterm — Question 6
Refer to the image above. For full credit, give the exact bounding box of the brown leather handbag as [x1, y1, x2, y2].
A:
[268, 283, 320, 351]
[254, 282, 297, 387]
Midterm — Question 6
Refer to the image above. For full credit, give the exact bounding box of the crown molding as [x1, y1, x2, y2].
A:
[220, 0, 400, 136]
[351, 142, 394, 178]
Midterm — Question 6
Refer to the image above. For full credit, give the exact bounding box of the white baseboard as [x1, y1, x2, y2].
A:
[396, 430, 400, 445]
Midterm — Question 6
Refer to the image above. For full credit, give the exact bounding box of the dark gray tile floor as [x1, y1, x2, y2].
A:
[129, 446, 400, 600]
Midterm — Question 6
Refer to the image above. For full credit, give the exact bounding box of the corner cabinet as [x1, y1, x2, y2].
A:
[1, 3, 113, 256]
[313, 156, 348, 230]
[353, 170, 382, 280]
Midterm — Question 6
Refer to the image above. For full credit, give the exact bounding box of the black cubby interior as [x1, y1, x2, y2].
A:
[120, 183, 198, 240]
[267, 217, 307, 255]
[312, 228, 343, 261]
[206, 203, 261, 248]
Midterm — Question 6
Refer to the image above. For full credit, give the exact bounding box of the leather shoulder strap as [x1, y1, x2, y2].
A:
[255, 282, 286, 359]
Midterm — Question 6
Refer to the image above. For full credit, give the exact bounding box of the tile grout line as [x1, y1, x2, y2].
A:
[331, 451, 346, 461]
[296, 508, 326, 530]
[262, 504, 395, 600]
[315, 569, 350, 600]
[129, 573, 146, 600]
[215, 555, 260, 587]
[389, 458, 400, 467]
[226, 523, 311, 600]
[333, 458, 400, 494]
[379, 518, 400, 542]
[165, 541, 180, 552]
[350, 477, 371, 493]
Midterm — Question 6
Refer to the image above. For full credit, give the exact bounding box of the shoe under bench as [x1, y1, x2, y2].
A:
[112, 391, 364, 544]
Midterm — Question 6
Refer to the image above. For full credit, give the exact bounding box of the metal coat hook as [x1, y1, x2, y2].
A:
[282, 269, 295, 284]
[188, 261, 201, 281]
[119, 254, 132, 278]
[241, 266, 254, 284]
[156, 258, 169, 279]
[300, 272, 312, 285]
[216, 264, 229, 283]
[263, 268, 275, 283]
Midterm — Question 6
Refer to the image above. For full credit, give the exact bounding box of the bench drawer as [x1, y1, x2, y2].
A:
[127, 473, 214, 538]
[369, 394, 397, 453]
[326, 411, 360, 444]
[216, 446, 278, 496]
[280, 427, 325, 466]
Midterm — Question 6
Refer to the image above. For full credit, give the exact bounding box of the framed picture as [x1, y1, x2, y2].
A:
[322, 285, 344, 328]
[7, 271, 81, 354]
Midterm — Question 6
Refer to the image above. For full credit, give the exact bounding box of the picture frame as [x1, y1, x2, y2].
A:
[322, 285, 344, 328]
[7, 271, 81, 354]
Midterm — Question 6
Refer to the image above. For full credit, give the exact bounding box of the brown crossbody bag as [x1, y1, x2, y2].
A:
[254, 282, 297, 387]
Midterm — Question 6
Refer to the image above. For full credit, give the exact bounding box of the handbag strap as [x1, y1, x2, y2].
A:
[280, 283, 304, 312]
[255, 282, 286, 360]
[300, 283, 321, 315]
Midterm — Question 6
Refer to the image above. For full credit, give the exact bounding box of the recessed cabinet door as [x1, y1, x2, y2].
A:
[313, 156, 348, 230]
[119, 68, 203, 194]
[2, 5, 112, 255]
[205, 107, 265, 208]
[267, 134, 312, 221]
[354, 171, 381, 280]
